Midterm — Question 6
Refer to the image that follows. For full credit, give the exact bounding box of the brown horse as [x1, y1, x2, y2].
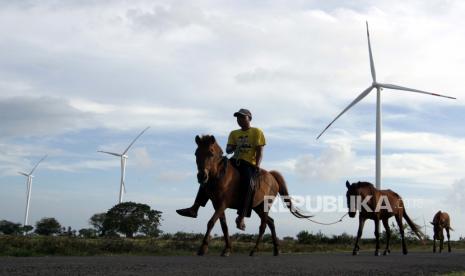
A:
[431, 211, 452, 253]
[345, 181, 424, 255]
[194, 135, 311, 256]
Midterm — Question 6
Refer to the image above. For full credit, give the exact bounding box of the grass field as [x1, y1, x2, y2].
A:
[1, 234, 465, 257]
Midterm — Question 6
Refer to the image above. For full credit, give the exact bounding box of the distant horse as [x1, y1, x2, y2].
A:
[431, 211, 452, 253]
[194, 135, 311, 256]
[345, 181, 424, 255]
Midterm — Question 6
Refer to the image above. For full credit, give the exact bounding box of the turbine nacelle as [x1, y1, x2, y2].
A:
[18, 172, 32, 177]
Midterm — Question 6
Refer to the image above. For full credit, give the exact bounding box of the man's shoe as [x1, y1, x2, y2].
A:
[176, 207, 198, 218]
[235, 216, 246, 231]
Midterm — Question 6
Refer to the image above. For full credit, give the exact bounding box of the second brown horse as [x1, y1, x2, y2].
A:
[346, 181, 424, 255]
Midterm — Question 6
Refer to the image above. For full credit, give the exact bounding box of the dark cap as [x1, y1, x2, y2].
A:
[233, 108, 252, 120]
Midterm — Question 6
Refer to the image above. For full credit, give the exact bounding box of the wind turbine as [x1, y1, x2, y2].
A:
[317, 22, 455, 189]
[98, 126, 150, 203]
[18, 155, 47, 227]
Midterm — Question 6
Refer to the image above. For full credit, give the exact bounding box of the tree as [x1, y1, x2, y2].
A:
[103, 202, 162, 238]
[296, 230, 329, 244]
[89, 213, 106, 236]
[22, 225, 34, 235]
[59, 226, 76, 237]
[0, 220, 22, 235]
[78, 228, 97, 238]
[35, 217, 62, 236]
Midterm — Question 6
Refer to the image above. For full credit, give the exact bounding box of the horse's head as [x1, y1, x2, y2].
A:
[431, 222, 443, 240]
[431, 211, 444, 240]
[345, 180, 359, 218]
[195, 135, 224, 185]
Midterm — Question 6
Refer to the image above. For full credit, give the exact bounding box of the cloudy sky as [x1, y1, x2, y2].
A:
[1, 0, 464, 239]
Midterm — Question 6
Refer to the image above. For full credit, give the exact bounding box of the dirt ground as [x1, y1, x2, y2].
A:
[1, 251, 464, 275]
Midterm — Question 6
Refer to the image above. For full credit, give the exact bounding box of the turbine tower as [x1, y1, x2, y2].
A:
[98, 127, 150, 203]
[18, 155, 47, 227]
[317, 22, 455, 189]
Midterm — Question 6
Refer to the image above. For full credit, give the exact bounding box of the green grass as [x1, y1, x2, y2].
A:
[1, 235, 464, 257]
[440, 272, 465, 276]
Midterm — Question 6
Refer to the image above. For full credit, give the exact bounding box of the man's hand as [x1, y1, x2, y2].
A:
[226, 144, 236, 154]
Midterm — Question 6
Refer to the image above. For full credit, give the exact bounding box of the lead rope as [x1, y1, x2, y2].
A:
[305, 213, 349, 226]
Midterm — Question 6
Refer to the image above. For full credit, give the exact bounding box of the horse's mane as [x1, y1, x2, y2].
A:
[196, 135, 224, 155]
[197, 134, 214, 143]
[433, 211, 442, 224]
[355, 181, 375, 189]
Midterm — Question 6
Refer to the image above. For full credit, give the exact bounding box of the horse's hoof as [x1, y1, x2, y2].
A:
[221, 249, 231, 257]
[352, 251, 359, 256]
[374, 251, 380, 256]
[403, 250, 408, 255]
[383, 250, 390, 256]
[273, 249, 280, 256]
[197, 248, 207, 256]
[249, 251, 256, 257]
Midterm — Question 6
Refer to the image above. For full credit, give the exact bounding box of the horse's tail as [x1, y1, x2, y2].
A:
[403, 210, 425, 241]
[269, 170, 313, 219]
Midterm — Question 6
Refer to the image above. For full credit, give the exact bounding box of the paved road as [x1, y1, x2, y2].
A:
[1, 251, 464, 275]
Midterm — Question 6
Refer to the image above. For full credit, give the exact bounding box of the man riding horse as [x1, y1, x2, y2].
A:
[176, 108, 265, 231]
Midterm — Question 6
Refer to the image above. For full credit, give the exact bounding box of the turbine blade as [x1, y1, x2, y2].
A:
[97, 150, 122, 157]
[366, 21, 376, 83]
[378, 83, 456, 100]
[123, 126, 150, 154]
[18, 172, 29, 177]
[317, 85, 374, 139]
[29, 155, 47, 175]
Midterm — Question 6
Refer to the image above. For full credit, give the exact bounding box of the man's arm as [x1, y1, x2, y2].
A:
[226, 144, 236, 154]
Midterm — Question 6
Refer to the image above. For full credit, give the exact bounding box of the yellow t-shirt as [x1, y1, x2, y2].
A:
[227, 127, 266, 165]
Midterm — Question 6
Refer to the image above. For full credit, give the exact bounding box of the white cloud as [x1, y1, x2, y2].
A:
[0, 97, 94, 138]
[361, 131, 465, 154]
[131, 147, 153, 169]
[156, 170, 193, 183]
[294, 140, 357, 181]
[43, 159, 118, 172]
[0, 143, 62, 176]
[278, 130, 465, 189]
[444, 178, 465, 210]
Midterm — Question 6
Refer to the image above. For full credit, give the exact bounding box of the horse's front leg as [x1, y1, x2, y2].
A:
[353, 216, 366, 255]
[219, 212, 232, 257]
[197, 207, 225, 256]
[433, 237, 437, 253]
[446, 228, 451, 253]
[382, 218, 391, 255]
[374, 217, 380, 256]
[395, 215, 407, 255]
[439, 232, 444, 253]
